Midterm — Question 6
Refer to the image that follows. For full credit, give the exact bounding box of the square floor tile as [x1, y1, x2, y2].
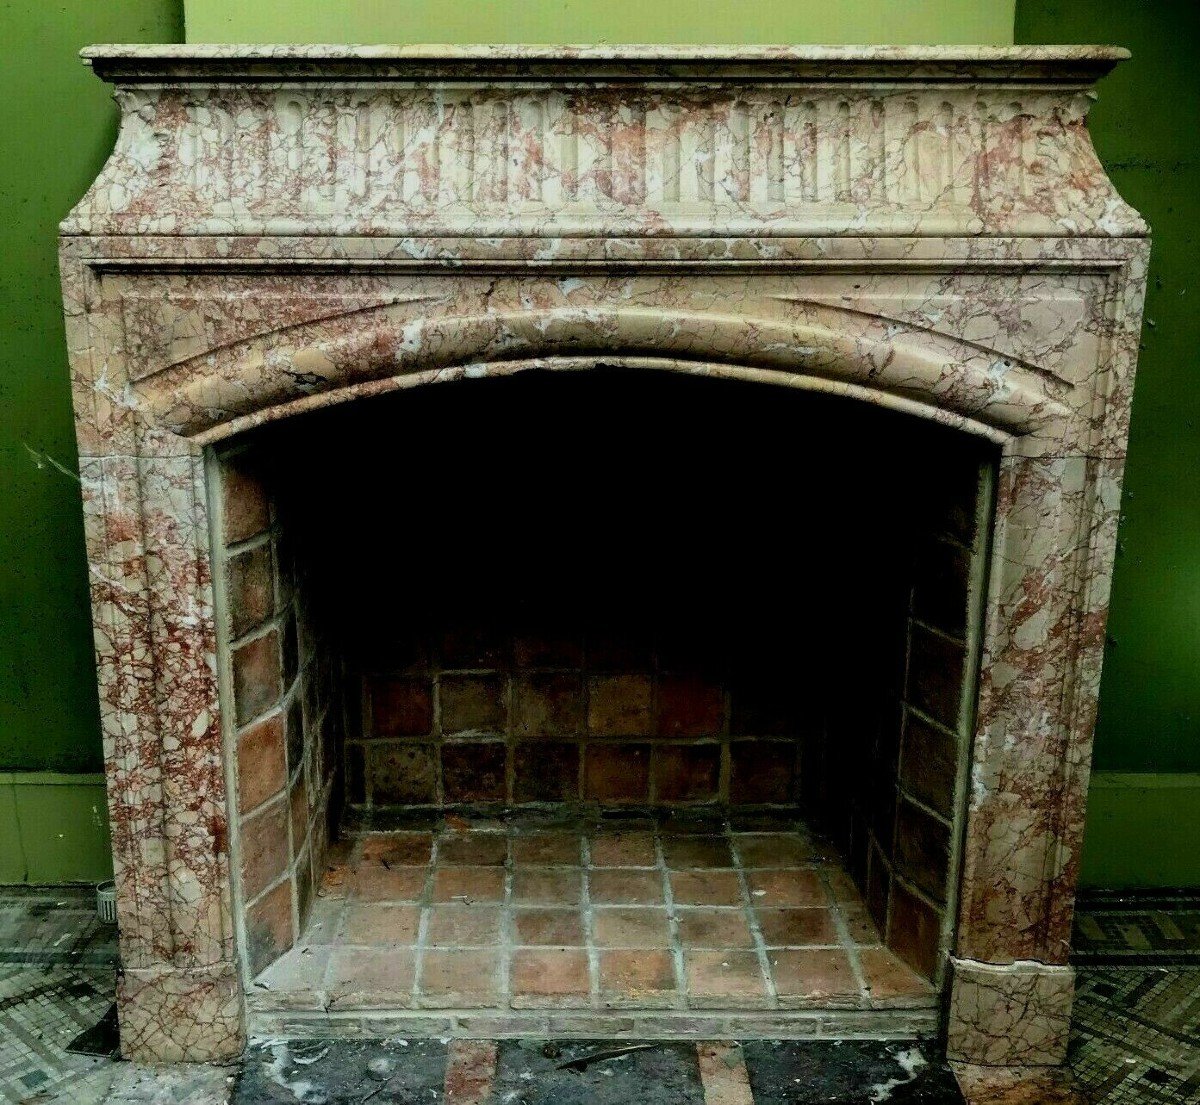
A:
[341, 903, 421, 945]
[511, 868, 583, 905]
[768, 948, 860, 1005]
[670, 870, 744, 907]
[432, 866, 506, 903]
[587, 831, 658, 867]
[510, 949, 591, 1007]
[684, 949, 769, 1007]
[599, 949, 678, 1006]
[417, 949, 501, 1006]
[589, 869, 665, 905]
[747, 869, 828, 908]
[676, 908, 755, 948]
[592, 907, 672, 948]
[424, 905, 502, 947]
[511, 908, 586, 947]
[756, 908, 839, 947]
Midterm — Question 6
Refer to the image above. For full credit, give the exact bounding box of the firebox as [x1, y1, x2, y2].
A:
[62, 44, 1147, 1093]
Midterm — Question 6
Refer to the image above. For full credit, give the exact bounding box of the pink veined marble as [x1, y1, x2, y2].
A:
[61, 45, 1147, 1084]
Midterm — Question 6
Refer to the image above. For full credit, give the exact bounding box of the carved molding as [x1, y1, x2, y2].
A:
[66, 46, 1144, 239]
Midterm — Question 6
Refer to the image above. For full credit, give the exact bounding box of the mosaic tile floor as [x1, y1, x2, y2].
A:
[250, 817, 935, 1036]
[0, 889, 117, 967]
[3, 885, 1200, 1102]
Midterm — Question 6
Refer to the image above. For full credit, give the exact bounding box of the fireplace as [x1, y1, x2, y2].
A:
[62, 44, 1147, 1087]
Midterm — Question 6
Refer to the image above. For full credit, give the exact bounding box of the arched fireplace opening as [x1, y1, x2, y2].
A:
[215, 368, 993, 1033]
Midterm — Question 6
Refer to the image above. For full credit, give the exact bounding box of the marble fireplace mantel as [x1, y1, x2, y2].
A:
[61, 44, 1147, 1084]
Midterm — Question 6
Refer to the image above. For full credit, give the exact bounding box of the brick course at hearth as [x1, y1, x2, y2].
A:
[348, 628, 817, 810]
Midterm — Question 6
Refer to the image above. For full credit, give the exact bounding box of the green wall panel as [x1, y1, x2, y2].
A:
[1017, 0, 1200, 774]
[0, 0, 185, 774]
[184, 0, 1014, 46]
[0, 775, 113, 885]
[1082, 775, 1200, 889]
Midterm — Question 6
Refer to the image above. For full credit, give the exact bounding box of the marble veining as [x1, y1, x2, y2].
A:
[59, 46, 1148, 1085]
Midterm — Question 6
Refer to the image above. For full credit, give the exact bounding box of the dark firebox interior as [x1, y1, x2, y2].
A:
[224, 368, 993, 987]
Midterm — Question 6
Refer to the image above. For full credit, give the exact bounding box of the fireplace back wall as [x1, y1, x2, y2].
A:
[214, 370, 993, 986]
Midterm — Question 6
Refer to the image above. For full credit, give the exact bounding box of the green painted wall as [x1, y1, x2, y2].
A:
[185, 0, 1015, 46]
[0, 1, 182, 880]
[1017, 0, 1200, 778]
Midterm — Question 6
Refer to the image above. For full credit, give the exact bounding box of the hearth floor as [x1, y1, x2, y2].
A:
[248, 815, 937, 1038]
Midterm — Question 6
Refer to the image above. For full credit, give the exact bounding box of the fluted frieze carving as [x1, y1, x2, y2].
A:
[66, 46, 1143, 238]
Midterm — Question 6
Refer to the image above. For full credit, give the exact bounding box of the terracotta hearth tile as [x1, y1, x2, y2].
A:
[747, 869, 827, 908]
[342, 903, 421, 946]
[425, 904, 503, 947]
[661, 834, 734, 870]
[588, 868, 665, 906]
[587, 674, 653, 736]
[236, 712, 287, 814]
[360, 831, 433, 867]
[439, 674, 507, 734]
[592, 907, 672, 948]
[734, 833, 821, 869]
[256, 944, 331, 992]
[512, 673, 584, 737]
[670, 870, 743, 907]
[866, 848, 891, 935]
[432, 866, 506, 903]
[676, 908, 755, 949]
[912, 537, 971, 638]
[245, 878, 295, 978]
[510, 949, 590, 1007]
[437, 833, 508, 866]
[858, 947, 933, 1002]
[232, 629, 282, 726]
[587, 830, 657, 867]
[825, 867, 866, 905]
[899, 714, 958, 820]
[512, 741, 581, 802]
[241, 801, 291, 901]
[368, 743, 438, 804]
[227, 542, 274, 638]
[887, 883, 942, 981]
[328, 947, 416, 1006]
[598, 949, 677, 1006]
[417, 949, 501, 1007]
[221, 461, 270, 545]
[728, 741, 797, 804]
[514, 630, 583, 669]
[512, 907, 585, 947]
[511, 867, 582, 906]
[906, 625, 965, 730]
[352, 865, 429, 903]
[656, 674, 725, 737]
[289, 775, 309, 854]
[768, 948, 859, 1004]
[583, 743, 650, 802]
[368, 676, 434, 737]
[684, 950, 769, 1006]
[440, 625, 508, 670]
[442, 742, 508, 803]
[653, 744, 721, 802]
[842, 904, 883, 946]
[894, 800, 952, 903]
[755, 907, 839, 947]
[510, 831, 581, 866]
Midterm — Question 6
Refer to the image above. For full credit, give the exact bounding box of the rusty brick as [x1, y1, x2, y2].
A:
[236, 712, 287, 814]
[729, 741, 797, 805]
[899, 713, 959, 820]
[369, 676, 434, 738]
[906, 625, 965, 730]
[887, 882, 942, 982]
[894, 799, 951, 904]
[221, 457, 271, 545]
[440, 674, 507, 735]
[657, 674, 725, 737]
[240, 799, 290, 901]
[583, 743, 650, 803]
[587, 674, 653, 736]
[244, 878, 294, 977]
[513, 673, 584, 738]
[441, 741, 507, 803]
[654, 743, 721, 803]
[227, 542, 274, 639]
[232, 629, 282, 727]
[369, 742, 438, 805]
[512, 741, 580, 803]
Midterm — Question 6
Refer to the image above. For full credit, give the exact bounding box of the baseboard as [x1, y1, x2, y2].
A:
[0, 772, 113, 884]
[1081, 772, 1200, 890]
